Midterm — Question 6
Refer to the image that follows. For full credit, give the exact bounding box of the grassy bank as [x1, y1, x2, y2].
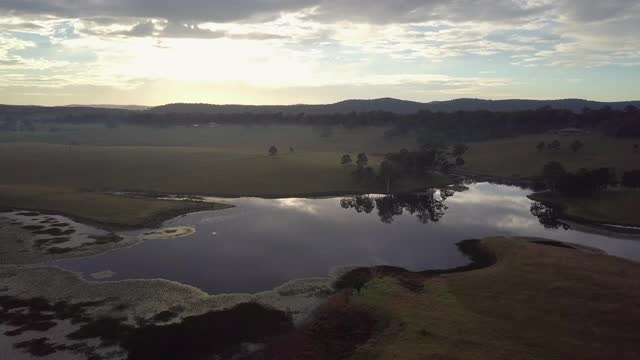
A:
[529, 190, 640, 227]
[341, 237, 640, 360]
[0, 185, 231, 229]
[462, 135, 639, 178]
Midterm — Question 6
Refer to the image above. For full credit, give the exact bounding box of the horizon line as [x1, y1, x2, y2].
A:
[3, 97, 640, 109]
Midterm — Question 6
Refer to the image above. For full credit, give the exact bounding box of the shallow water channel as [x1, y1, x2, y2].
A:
[53, 183, 640, 294]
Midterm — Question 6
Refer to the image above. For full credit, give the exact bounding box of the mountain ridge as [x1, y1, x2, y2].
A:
[148, 97, 640, 114]
[2, 97, 640, 115]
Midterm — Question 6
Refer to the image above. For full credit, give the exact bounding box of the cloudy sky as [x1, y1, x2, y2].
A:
[1, 0, 639, 105]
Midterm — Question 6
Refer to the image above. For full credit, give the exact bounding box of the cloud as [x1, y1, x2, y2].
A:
[0, 0, 597, 25]
[81, 20, 289, 40]
[0, 22, 43, 31]
[556, 0, 640, 22]
[0, 1, 637, 29]
[0, 0, 638, 105]
[307, 0, 552, 24]
[113, 21, 156, 37]
[0, 0, 314, 23]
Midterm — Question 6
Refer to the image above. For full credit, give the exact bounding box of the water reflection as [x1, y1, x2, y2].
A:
[340, 189, 454, 224]
[529, 202, 571, 230]
[52, 183, 640, 294]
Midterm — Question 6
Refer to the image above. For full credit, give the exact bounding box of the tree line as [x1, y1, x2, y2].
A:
[5, 105, 639, 141]
[541, 161, 640, 197]
[340, 144, 468, 193]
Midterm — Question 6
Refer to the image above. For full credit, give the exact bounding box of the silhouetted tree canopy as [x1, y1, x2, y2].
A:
[356, 153, 368, 168]
[542, 162, 617, 197]
[452, 143, 469, 157]
[341, 154, 352, 166]
[570, 140, 584, 152]
[7, 104, 639, 140]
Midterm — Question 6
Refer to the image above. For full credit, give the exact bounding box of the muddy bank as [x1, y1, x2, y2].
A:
[0, 199, 233, 232]
[0, 263, 332, 359]
[333, 239, 496, 293]
[0, 240, 491, 360]
[245, 239, 495, 359]
[0, 293, 294, 360]
[246, 290, 386, 360]
[1, 211, 210, 265]
[0, 212, 132, 265]
[140, 226, 195, 240]
[333, 237, 600, 294]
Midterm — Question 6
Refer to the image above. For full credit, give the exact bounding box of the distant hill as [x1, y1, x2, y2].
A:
[149, 98, 640, 115]
[0, 105, 130, 116]
[424, 98, 640, 112]
[3, 98, 639, 117]
[66, 104, 149, 111]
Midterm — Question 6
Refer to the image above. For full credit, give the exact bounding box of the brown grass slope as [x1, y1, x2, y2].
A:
[347, 237, 640, 360]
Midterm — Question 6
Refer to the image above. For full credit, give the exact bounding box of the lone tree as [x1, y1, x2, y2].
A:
[341, 154, 352, 166]
[455, 157, 465, 166]
[548, 139, 561, 151]
[268, 145, 278, 156]
[536, 141, 546, 152]
[289, 146, 295, 153]
[452, 143, 469, 158]
[356, 153, 369, 169]
[570, 140, 584, 153]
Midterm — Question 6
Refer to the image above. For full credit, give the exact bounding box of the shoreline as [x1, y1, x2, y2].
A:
[246, 236, 640, 359]
[1, 236, 636, 359]
[0, 174, 454, 232]
[528, 192, 640, 231]
[0, 200, 234, 232]
[107, 178, 456, 200]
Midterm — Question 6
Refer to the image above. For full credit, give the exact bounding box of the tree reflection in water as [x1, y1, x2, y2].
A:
[529, 202, 571, 230]
[340, 189, 454, 224]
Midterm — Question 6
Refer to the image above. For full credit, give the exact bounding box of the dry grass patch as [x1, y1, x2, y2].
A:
[349, 237, 640, 360]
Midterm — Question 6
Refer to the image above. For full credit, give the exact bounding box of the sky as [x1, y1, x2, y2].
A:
[0, 0, 639, 106]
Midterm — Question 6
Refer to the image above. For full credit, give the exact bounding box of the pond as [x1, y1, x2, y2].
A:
[53, 183, 640, 294]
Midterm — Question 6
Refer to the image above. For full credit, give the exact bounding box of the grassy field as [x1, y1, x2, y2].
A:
[462, 134, 639, 177]
[0, 125, 439, 227]
[0, 185, 231, 228]
[530, 190, 640, 227]
[1, 127, 637, 227]
[0, 124, 418, 153]
[0, 142, 449, 197]
[5, 125, 638, 180]
[347, 237, 640, 360]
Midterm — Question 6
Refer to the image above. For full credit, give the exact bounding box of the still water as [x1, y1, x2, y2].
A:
[54, 183, 640, 294]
